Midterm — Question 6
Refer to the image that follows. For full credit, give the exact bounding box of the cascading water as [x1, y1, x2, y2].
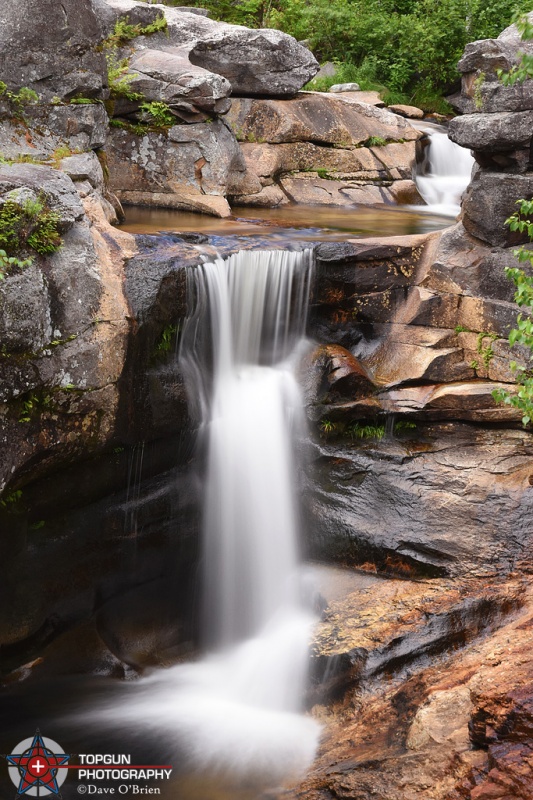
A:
[92, 249, 320, 795]
[414, 121, 475, 217]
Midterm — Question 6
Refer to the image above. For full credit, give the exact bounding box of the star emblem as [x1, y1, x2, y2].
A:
[5, 730, 70, 797]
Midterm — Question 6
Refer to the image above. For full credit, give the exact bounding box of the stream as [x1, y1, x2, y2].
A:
[0, 129, 474, 799]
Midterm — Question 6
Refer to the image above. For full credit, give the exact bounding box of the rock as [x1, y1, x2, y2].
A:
[0, 165, 132, 494]
[461, 170, 533, 247]
[59, 152, 105, 190]
[105, 119, 249, 217]
[306, 424, 533, 577]
[388, 103, 425, 119]
[0, 0, 106, 102]
[315, 62, 337, 79]
[329, 82, 361, 92]
[226, 94, 420, 146]
[278, 174, 398, 207]
[450, 16, 533, 115]
[448, 110, 533, 154]
[100, 1, 319, 97]
[407, 687, 473, 751]
[126, 46, 232, 120]
[229, 184, 289, 207]
[303, 344, 375, 406]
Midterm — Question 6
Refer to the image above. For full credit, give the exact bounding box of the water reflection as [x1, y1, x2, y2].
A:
[119, 203, 452, 241]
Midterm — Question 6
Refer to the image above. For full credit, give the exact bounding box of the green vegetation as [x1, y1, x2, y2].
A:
[102, 13, 168, 48]
[320, 418, 417, 439]
[0, 82, 38, 110]
[106, 50, 144, 101]
[161, 0, 531, 110]
[140, 101, 176, 128]
[493, 198, 533, 426]
[0, 249, 33, 280]
[156, 324, 180, 354]
[366, 136, 388, 147]
[0, 489, 23, 512]
[473, 71, 486, 109]
[0, 196, 62, 260]
[498, 12, 533, 84]
[477, 331, 498, 369]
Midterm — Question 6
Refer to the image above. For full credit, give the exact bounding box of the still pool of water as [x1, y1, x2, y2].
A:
[119, 202, 454, 241]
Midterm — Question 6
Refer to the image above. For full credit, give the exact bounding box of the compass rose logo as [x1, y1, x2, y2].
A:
[4, 731, 70, 797]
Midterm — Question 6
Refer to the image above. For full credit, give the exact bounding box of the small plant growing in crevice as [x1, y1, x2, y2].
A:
[156, 323, 180, 353]
[0, 489, 23, 512]
[0, 82, 39, 115]
[105, 51, 143, 102]
[18, 392, 54, 423]
[0, 195, 62, 259]
[102, 13, 167, 48]
[139, 101, 175, 128]
[476, 331, 498, 369]
[320, 418, 338, 436]
[365, 136, 388, 147]
[473, 71, 485, 110]
[346, 421, 386, 439]
[0, 249, 33, 280]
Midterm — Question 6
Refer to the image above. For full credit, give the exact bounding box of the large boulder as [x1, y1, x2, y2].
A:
[96, 0, 319, 97]
[0, 0, 107, 101]
[461, 169, 533, 247]
[226, 94, 420, 146]
[105, 119, 256, 216]
[449, 13, 533, 114]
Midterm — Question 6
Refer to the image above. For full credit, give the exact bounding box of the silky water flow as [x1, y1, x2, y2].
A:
[414, 122, 475, 217]
[92, 249, 321, 792]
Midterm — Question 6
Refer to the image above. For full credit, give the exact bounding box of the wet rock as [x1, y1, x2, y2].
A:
[306, 424, 533, 576]
[287, 581, 533, 800]
[0, 0, 107, 101]
[303, 344, 375, 406]
[279, 174, 398, 206]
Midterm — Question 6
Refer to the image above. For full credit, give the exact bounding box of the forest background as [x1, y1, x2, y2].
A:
[146, 0, 533, 111]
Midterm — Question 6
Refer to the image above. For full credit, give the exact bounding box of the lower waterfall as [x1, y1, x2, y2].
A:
[93, 249, 320, 794]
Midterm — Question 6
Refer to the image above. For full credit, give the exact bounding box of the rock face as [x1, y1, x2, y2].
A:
[447, 15, 533, 246]
[227, 95, 423, 208]
[0, 0, 107, 101]
[105, 119, 253, 217]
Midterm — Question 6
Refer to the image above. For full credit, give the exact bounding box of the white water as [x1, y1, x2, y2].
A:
[92, 250, 320, 790]
[415, 122, 475, 217]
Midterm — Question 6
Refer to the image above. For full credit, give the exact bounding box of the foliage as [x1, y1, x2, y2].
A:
[0, 248, 33, 280]
[0, 82, 39, 108]
[493, 199, 533, 426]
[139, 101, 176, 127]
[156, 324, 179, 352]
[366, 136, 388, 147]
[106, 50, 144, 101]
[0, 196, 62, 259]
[498, 12, 533, 84]
[175, 0, 532, 108]
[346, 421, 386, 440]
[0, 489, 23, 511]
[102, 13, 168, 48]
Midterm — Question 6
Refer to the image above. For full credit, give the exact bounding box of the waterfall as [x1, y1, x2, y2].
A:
[414, 122, 475, 217]
[93, 249, 320, 793]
